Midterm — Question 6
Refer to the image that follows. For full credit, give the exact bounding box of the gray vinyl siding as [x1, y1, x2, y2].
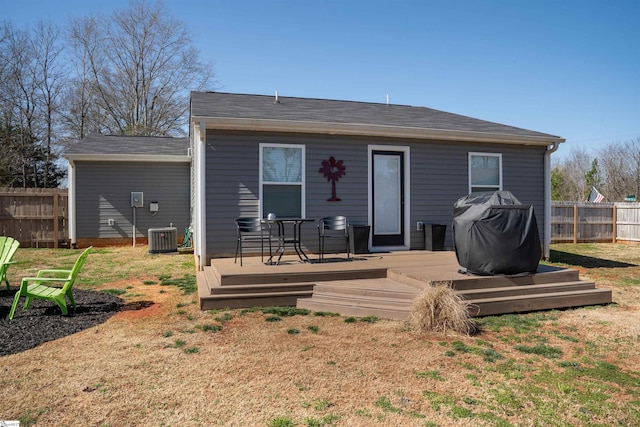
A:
[205, 131, 546, 258]
[74, 161, 191, 239]
[409, 142, 546, 250]
[206, 131, 370, 257]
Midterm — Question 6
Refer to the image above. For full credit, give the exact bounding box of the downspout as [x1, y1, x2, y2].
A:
[68, 160, 76, 248]
[544, 141, 561, 259]
[194, 121, 207, 270]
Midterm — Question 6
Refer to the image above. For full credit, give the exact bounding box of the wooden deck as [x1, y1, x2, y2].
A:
[197, 251, 612, 320]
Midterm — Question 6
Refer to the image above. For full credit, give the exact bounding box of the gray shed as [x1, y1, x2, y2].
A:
[64, 135, 191, 247]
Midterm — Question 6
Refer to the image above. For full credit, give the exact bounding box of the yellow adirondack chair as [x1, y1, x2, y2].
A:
[0, 236, 20, 289]
[9, 247, 92, 320]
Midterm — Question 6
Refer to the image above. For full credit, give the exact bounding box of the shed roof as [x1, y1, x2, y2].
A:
[64, 135, 190, 162]
[190, 92, 563, 145]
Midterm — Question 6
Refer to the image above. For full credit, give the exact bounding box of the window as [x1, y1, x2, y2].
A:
[469, 152, 502, 193]
[260, 143, 305, 218]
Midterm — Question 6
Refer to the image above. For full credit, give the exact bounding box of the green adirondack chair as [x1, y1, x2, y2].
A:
[0, 236, 20, 290]
[9, 247, 92, 320]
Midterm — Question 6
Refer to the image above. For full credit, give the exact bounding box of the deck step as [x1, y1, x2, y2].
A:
[302, 293, 414, 311]
[457, 281, 597, 299]
[297, 298, 412, 321]
[197, 269, 314, 310]
[200, 266, 314, 293]
[216, 267, 387, 286]
[297, 282, 612, 320]
[201, 292, 311, 310]
[310, 279, 419, 298]
[210, 282, 316, 295]
[467, 288, 613, 316]
[389, 266, 581, 291]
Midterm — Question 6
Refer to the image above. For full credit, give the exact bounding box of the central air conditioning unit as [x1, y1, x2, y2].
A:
[148, 227, 178, 253]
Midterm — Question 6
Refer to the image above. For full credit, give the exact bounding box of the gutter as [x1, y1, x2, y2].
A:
[63, 154, 191, 163]
[68, 160, 76, 248]
[544, 141, 562, 259]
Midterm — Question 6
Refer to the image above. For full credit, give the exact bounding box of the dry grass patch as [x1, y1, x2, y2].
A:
[3, 245, 640, 425]
[408, 281, 477, 336]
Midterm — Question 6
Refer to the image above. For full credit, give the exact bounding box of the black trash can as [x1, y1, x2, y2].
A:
[349, 224, 370, 254]
[424, 224, 446, 251]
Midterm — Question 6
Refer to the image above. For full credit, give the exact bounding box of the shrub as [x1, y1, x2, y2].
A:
[408, 282, 477, 336]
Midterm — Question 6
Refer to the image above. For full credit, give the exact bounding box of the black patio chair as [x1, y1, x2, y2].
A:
[234, 218, 273, 266]
[318, 216, 350, 262]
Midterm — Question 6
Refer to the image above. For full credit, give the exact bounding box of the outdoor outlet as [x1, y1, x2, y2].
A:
[417, 221, 424, 231]
[108, 218, 115, 226]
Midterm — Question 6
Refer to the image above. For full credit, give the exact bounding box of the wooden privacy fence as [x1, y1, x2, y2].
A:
[0, 187, 69, 248]
[551, 202, 640, 243]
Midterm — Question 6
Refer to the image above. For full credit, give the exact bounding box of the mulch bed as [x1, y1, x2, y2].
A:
[0, 289, 123, 357]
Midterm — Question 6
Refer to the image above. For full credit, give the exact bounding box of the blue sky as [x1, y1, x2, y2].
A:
[3, 0, 639, 159]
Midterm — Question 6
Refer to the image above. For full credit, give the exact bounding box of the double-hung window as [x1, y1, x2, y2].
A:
[469, 152, 502, 193]
[260, 143, 305, 218]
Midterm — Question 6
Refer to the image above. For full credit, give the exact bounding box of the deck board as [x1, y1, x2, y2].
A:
[198, 251, 613, 318]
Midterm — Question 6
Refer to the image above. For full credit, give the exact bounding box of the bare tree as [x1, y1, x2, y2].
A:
[32, 21, 65, 187]
[62, 16, 106, 140]
[67, 0, 215, 136]
[1, 0, 215, 187]
[624, 137, 640, 199]
[0, 22, 65, 187]
[552, 147, 593, 201]
[0, 23, 39, 186]
[598, 142, 633, 201]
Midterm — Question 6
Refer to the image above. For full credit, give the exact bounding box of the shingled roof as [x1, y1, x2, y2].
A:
[64, 135, 190, 161]
[190, 91, 563, 145]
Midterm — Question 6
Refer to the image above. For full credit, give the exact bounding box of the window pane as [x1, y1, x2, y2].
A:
[471, 185, 500, 193]
[263, 147, 302, 182]
[263, 185, 301, 218]
[471, 155, 499, 186]
[374, 154, 401, 234]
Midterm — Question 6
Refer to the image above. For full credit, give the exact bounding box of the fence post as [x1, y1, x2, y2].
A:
[573, 204, 578, 244]
[53, 192, 59, 249]
[612, 204, 617, 243]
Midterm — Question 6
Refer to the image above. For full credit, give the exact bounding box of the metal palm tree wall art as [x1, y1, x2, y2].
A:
[319, 156, 346, 201]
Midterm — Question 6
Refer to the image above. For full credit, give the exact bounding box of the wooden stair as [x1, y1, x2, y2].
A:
[296, 279, 419, 320]
[297, 267, 612, 320]
[197, 262, 387, 310]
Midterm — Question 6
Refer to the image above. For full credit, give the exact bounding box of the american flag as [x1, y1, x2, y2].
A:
[587, 186, 605, 203]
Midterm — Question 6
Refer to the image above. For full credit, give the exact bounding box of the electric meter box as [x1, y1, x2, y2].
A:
[131, 192, 144, 208]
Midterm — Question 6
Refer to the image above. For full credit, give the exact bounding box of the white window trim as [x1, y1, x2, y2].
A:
[468, 152, 502, 193]
[259, 143, 306, 218]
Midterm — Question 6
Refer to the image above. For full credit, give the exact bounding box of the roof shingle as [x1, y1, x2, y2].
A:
[190, 91, 560, 140]
[64, 135, 189, 157]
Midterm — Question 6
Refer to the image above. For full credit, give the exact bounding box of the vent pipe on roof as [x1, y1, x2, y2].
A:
[274, 90, 280, 104]
[386, 94, 389, 105]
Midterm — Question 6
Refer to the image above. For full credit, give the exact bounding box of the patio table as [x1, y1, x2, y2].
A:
[269, 218, 315, 264]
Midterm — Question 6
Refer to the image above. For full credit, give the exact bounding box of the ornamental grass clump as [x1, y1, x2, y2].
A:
[408, 281, 477, 336]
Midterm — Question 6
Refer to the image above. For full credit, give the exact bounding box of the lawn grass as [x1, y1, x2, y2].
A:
[2, 244, 640, 425]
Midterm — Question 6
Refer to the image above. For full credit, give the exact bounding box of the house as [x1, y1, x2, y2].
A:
[64, 135, 191, 248]
[189, 91, 564, 269]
